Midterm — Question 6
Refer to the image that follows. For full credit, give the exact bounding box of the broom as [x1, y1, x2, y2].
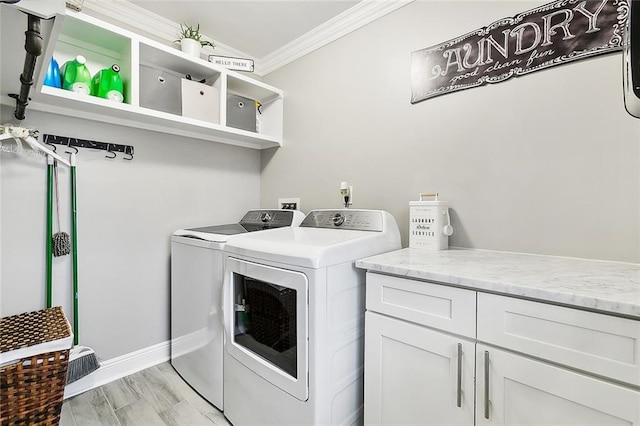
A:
[66, 152, 100, 383]
[46, 156, 54, 308]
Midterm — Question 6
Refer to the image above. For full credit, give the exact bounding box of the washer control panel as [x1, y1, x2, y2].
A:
[259, 212, 272, 222]
[301, 210, 384, 231]
[240, 210, 296, 227]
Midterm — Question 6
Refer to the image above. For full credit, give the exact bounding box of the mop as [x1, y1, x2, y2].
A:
[52, 159, 71, 257]
[66, 152, 100, 383]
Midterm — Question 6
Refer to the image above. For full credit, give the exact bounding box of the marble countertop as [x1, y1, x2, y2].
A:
[356, 248, 640, 318]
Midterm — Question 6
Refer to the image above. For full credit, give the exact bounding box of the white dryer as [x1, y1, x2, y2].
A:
[222, 209, 401, 425]
[170, 209, 304, 410]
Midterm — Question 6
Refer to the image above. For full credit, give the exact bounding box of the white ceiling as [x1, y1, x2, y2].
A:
[128, 0, 360, 59]
[81, 0, 412, 75]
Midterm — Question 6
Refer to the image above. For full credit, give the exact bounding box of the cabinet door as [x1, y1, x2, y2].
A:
[364, 312, 474, 425]
[476, 344, 640, 425]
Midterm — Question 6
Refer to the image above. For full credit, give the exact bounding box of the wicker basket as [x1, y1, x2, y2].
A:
[0, 307, 73, 426]
[245, 279, 296, 353]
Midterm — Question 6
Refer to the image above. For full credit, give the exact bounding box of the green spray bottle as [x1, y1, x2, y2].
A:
[91, 64, 124, 102]
[61, 55, 92, 94]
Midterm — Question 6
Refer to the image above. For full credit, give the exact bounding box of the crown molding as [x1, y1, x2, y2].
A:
[80, 0, 413, 76]
[256, 0, 415, 75]
[81, 0, 251, 60]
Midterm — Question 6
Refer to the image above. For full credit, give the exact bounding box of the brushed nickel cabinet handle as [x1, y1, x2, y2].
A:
[484, 350, 490, 419]
[456, 343, 462, 408]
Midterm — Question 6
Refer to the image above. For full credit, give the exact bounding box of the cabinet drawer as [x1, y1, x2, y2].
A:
[477, 293, 640, 387]
[366, 273, 476, 338]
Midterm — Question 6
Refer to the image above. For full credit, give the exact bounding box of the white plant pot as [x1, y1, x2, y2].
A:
[181, 38, 201, 58]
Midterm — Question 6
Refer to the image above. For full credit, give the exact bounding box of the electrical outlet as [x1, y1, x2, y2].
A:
[278, 198, 301, 210]
[340, 182, 353, 208]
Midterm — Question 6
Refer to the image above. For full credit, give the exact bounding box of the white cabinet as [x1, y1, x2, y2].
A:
[364, 311, 475, 425]
[477, 293, 640, 388]
[476, 345, 640, 425]
[2, 10, 283, 150]
[365, 272, 476, 337]
[364, 272, 640, 425]
[364, 272, 477, 425]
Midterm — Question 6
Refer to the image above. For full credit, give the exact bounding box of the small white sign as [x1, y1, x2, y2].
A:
[208, 55, 254, 72]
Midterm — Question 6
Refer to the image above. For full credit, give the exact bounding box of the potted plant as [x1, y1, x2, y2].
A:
[175, 23, 215, 58]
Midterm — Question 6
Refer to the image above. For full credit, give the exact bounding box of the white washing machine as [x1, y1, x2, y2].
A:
[222, 209, 401, 425]
[170, 209, 305, 410]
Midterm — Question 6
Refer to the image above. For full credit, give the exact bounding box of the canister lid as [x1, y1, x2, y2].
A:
[410, 192, 449, 206]
[410, 200, 449, 206]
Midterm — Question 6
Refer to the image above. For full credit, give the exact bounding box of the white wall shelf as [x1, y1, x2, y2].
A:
[2, 10, 283, 150]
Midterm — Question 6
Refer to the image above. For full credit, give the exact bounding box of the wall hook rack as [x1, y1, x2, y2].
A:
[43, 134, 135, 160]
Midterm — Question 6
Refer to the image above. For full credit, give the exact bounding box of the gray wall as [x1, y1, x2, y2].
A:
[262, 0, 640, 263]
[0, 106, 260, 359]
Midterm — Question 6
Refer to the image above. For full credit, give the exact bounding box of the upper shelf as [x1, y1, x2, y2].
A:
[1, 9, 283, 150]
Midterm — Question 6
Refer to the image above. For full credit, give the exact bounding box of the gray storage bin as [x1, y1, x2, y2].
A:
[139, 65, 182, 115]
[227, 94, 256, 132]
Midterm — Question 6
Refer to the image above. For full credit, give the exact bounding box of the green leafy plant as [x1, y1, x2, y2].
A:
[175, 23, 215, 48]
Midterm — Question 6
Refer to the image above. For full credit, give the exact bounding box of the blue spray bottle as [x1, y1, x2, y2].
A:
[43, 57, 62, 88]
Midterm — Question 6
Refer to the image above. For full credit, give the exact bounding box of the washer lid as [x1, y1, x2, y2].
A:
[173, 209, 306, 242]
[173, 223, 248, 242]
[224, 212, 401, 268]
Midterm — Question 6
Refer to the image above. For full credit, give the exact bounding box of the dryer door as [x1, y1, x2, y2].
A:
[224, 257, 309, 401]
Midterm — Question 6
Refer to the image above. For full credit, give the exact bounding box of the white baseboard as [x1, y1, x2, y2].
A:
[63, 340, 170, 399]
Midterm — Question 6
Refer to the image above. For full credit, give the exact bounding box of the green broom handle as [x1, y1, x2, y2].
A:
[46, 156, 53, 309]
[71, 153, 79, 346]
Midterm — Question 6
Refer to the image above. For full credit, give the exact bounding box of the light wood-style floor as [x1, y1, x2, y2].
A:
[60, 362, 231, 426]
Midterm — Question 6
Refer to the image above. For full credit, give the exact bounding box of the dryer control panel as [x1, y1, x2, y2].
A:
[300, 210, 384, 231]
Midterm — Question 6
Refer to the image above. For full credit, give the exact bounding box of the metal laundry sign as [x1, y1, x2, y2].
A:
[410, 0, 628, 104]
